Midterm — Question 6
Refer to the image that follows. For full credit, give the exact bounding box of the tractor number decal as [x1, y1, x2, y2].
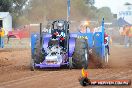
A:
[77, 36, 88, 39]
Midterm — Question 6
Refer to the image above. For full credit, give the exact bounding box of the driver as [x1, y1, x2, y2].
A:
[52, 22, 65, 39]
[60, 35, 65, 48]
[57, 22, 64, 34]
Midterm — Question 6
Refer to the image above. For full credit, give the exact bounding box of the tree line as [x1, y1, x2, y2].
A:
[0, 0, 113, 27]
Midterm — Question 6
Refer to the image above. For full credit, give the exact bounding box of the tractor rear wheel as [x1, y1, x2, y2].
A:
[72, 38, 89, 69]
[34, 39, 42, 63]
[30, 38, 42, 71]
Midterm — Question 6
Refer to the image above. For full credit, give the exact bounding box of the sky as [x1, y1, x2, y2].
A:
[94, 0, 132, 14]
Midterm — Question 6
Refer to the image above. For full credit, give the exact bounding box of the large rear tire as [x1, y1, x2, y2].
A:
[72, 38, 89, 69]
[34, 39, 42, 64]
[30, 38, 42, 71]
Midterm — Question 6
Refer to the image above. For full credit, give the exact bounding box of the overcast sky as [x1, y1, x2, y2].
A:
[94, 0, 132, 13]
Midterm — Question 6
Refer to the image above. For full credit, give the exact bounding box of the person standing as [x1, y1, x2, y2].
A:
[104, 30, 110, 55]
[124, 25, 130, 47]
[119, 26, 124, 44]
[0, 28, 1, 47]
[0, 27, 5, 48]
[128, 26, 132, 46]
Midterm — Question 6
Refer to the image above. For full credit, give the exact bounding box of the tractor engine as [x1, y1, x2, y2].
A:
[45, 40, 65, 64]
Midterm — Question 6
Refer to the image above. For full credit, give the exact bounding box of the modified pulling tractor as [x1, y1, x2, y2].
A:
[30, 19, 109, 71]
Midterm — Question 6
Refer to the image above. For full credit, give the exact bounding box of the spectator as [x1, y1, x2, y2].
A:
[124, 25, 130, 47]
[0, 27, 5, 48]
[104, 30, 110, 55]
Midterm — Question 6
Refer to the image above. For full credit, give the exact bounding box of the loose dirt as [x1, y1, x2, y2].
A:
[0, 45, 132, 88]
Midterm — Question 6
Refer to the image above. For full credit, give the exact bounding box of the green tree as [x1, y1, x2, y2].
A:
[0, 0, 28, 27]
[26, 0, 97, 21]
[124, 2, 132, 5]
[0, 0, 12, 12]
[84, 0, 95, 6]
[97, 7, 113, 24]
[0, 0, 27, 15]
[12, 0, 27, 16]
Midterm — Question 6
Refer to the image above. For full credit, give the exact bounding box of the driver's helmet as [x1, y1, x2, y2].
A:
[57, 22, 64, 30]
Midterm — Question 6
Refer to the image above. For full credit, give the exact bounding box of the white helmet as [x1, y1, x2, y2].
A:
[57, 22, 63, 26]
[57, 22, 64, 30]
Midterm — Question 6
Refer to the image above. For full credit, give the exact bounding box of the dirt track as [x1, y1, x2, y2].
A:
[0, 45, 132, 88]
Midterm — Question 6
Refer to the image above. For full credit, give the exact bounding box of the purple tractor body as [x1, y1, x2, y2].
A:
[30, 19, 108, 71]
[33, 34, 76, 68]
[30, 20, 86, 70]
